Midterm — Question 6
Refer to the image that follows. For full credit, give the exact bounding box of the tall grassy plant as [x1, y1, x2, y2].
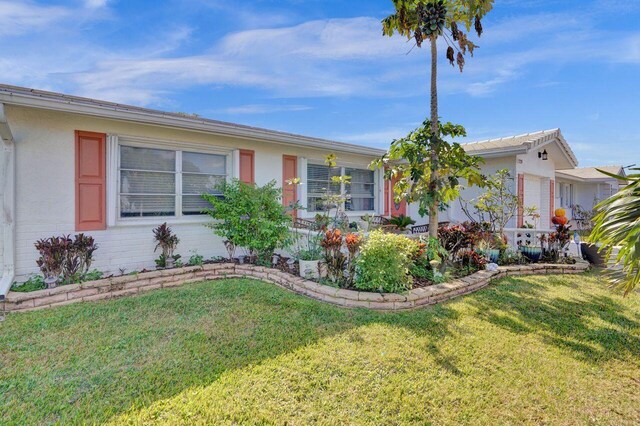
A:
[589, 168, 640, 295]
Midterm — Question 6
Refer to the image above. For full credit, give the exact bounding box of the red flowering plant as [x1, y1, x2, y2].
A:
[458, 249, 487, 274]
[321, 229, 347, 285]
[344, 233, 362, 287]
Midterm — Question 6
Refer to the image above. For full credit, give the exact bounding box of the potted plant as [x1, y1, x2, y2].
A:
[519, 244, 542, 262]
[153, 223, 180, 269]
[295, 232, 324, 279]
[476, 239, 500, 263]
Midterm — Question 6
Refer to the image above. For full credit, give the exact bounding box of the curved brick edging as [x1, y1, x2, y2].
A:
[2, 262, 590, 313]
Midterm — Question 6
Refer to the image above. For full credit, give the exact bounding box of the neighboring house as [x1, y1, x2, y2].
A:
[426, 129, 579, 231]
[0, 84, 627, 294]
[555, 165, 626, 222]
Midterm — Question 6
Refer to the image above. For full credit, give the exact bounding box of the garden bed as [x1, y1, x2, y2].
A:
[2, 261, 589, 314]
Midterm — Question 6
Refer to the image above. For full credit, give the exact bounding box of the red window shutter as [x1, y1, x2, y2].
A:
[517, 173, 525, 228]
[239, 149, 255, 184]
[384, 179, 390, 216]
[550, 179, 555, 221]
[390, 172, 407, 216]
[282, 155, 297, 216]
[75, 131, 106, 231]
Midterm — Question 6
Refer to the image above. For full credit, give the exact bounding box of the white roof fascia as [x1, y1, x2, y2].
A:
[0, 88, 387, 157]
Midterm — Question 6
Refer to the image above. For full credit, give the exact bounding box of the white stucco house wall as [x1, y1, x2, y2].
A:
[0, 84, 628, 296]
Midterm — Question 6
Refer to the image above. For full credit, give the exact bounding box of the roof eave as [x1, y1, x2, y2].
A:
[0, 90, 387, 158]
[463, 147, 529, 158]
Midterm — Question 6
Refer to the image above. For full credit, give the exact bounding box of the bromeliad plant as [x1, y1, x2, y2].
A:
[153, 223, 180, 268]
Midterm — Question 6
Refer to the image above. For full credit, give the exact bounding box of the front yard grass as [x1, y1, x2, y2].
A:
[1, 272, 639, 424]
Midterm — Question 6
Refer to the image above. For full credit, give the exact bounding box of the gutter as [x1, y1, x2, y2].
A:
[0, 86, 387, 158]
[0, 103, 15, 298]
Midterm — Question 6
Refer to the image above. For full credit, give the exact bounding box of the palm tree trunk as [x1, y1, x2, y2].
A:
[428, 36, 439, 238]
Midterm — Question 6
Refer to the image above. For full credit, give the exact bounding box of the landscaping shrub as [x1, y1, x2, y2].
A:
[153, 223, 180, 268]
[437, 223, 472, 254]
[345, 233, 362, 287]
[321, 229, 346, 285]
[203, 179, 291, 266]
[34, 234, 98, 284]
[355, 230, 421, 293]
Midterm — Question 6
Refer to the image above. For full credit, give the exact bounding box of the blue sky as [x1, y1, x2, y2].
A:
[1, 0, 639, 166]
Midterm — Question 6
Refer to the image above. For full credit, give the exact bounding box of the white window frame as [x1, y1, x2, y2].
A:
[108, 134, 233, 227]
[558, 182, 573, 208]
[303, 160, 378, 217]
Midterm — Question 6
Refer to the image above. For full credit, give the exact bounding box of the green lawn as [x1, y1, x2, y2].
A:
[1, 272, 639, 425]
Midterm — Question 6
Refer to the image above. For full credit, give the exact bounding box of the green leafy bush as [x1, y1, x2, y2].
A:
[10, 275, 46, 292]
[203, 179, 291, 266]
[188, 251, 204, 267]
[355, 230, 421, 293]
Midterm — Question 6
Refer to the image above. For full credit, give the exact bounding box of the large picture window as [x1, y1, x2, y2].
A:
[119, 145, 227, 218]
[306, 164, 375, 212]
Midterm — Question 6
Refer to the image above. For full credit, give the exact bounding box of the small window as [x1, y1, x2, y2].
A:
[306, 164, 375, 212]
[345, 168, 375, 211]
[307, 164, 340, 212]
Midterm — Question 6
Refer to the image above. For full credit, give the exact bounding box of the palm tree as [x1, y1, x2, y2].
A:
[382, 0, 493, 237]
[589, 168, 640, 295]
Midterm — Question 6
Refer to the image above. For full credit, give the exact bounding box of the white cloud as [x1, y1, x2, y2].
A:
[0, 1, 69, 36]
[84, 0, 109, 8]
[337, 128, 411, 147]
[218, 104, 312, 114]
[1, 5, 639, 105]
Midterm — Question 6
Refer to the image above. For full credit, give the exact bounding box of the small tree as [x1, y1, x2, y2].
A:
[460, 168, 518, 235]
[589, 168, 640, 295]
[371, 120, 484, 237]
[382, 0, 494, 234]
[203, 179, 291, 266]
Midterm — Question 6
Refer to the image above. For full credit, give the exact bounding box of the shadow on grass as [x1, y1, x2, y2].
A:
[3, 273, 638, 424]
[467, 273, 640, 364]
[0, 278, 459, 424]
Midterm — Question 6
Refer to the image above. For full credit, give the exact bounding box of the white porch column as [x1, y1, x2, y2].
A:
[231, 149, 240, 180]
[106, 134, 119, 227]
[376, 168, 384, 215]
[0, 103, 15, 298]
[298, 157, 308, 214]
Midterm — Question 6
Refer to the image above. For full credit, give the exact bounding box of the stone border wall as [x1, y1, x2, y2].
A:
[2, 262, 590, 314]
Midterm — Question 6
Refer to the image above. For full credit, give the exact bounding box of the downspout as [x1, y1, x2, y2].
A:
[0, 103, 15, 299]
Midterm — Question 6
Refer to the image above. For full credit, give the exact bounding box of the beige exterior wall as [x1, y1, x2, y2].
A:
[5, 105, 381, 280]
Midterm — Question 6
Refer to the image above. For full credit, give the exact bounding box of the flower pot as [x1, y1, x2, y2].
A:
[165, 258, 175, 269]
[487, 249, 500, 263]
[581, 243, 605, 266]
[520, 246, 542, 263]
[44, 276, 58, 289]
[299, 259, 321, 279]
